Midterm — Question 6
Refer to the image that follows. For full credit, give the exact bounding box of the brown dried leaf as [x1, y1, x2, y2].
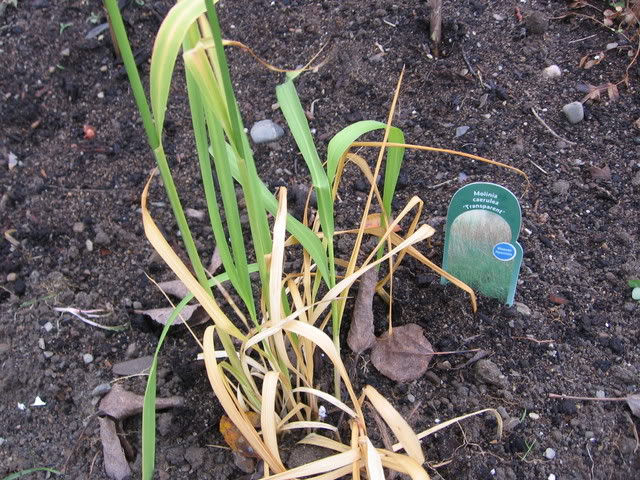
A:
[220, 412, 261, 458]
[99, 383, 185, 421]
[370, 324, 434, 382]
[590, 164, 612, 181]
[99, 416, 133, 480]
[607, 83, 620, 102]
[347, 268, 378, 354]
[138, 304, 207, 326]
[156, 279, 190, 299]
[626, 394, 640, 418]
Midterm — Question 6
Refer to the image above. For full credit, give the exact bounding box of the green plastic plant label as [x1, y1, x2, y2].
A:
[441, 182, 523, 305]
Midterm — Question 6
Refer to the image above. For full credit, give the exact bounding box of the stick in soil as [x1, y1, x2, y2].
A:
[531, 107, 577, 146]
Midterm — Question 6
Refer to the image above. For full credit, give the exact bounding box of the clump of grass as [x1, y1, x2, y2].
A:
[105, 0, 527, 477]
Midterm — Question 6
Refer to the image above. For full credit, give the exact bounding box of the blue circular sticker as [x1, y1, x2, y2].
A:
[493, 242, 516, 262]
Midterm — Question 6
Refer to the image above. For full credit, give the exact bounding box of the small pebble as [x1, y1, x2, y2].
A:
[455, 126, 470, 137]
[8, 152, 18, 170]
[407, 393, 415, 403]
[562, 102, 584, 124]
[43, 322, 53, 332]
[61, 47, 70, 57]
[83, 353, 94, 364]
[6, 272, 17, 282]
[86, 239, 94, 252]
[528, 412, 540, 420]
[43, 351, 54, 359]
[544, 448, 556, 460]
[73, 222, 85, 233]
[91, 383, 112, 397]
[548, 474, 556, 480]
[514, 302, 531, 316]
[542, 65, 561, 79]
[38, 338, 45, 350]
[250, 120, 284, 144]
[596, 390, 606, 398]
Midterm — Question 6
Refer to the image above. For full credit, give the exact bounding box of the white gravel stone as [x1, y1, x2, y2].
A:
[562, 102, 584, 124]
[544, 448, 556, 460]
[542, 65, 561, 79]
[250, 120, 284, 144]
[83, 353, 94, 364]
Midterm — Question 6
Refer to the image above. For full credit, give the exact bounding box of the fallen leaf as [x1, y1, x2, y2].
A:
[370, 324, 434, 382]
[138, 304, 207, 326]
[364, 213, 401, 232]
[112, 356, 154, 376]
[220, 412, 261, 458]
[99, 416, 132, 480]
[209, 246, 222, 274]
[590, 165, 612, 181]
[548, 293, 569, 305]
[99, 383, 185, 421]
[156, 279, 190, 300]
[626, 394, 640, 417]
[347, 268, 378, 354]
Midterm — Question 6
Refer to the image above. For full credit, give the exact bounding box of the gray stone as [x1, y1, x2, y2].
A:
[43, 322, 53, 332]
[94, 227, 111, 246]
[544, 448, 556, 460]
[6, 272, 17, 282]
[514, 302, 531, 316]
[83, 353, 94, 364]
[91, 383, 112, 397]
[562, 102, 584, 124]
[250, 120, 284, 144]
[0, 343, 10, 355]
[474, 359, 508, 388]
[455, 126, 470, 137]
[72, 222, 85, 233]
[552, 180, 570, 196]
[112, 356, 154, 376]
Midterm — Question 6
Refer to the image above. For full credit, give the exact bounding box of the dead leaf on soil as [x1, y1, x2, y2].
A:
[548, 293, 569, 305]
[137, 304, 207, 326]
[370, 324, 434, 382]
[156, 279, 191, 299]
[220, 412, 261, 458]
[99, 416, 132, 480]
[579, 83, 619, 103]
[347, 268, 378, 354]
[99, 383, 185, 421]
[626, 394, 640, 418]
[579, 51, 605, 69]
[590, 164, 612, 181]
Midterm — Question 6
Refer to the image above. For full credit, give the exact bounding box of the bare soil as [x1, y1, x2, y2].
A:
[1, 1, 639, 479]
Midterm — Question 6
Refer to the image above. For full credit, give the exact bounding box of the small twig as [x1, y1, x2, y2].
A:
[625, 412, 639, 454]
[529, 160, 548, 175]
[511, 336, 554, 344]
[432, 348, 481, 355]
[586, 442, 595, 480]
[531, 107, 577, 146]
[568, 34, 597, 44]
[548, 393, 627, 402]
[427, 179, 454, 190]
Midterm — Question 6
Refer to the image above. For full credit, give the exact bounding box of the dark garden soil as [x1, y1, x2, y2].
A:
[2, 0, 640, 479]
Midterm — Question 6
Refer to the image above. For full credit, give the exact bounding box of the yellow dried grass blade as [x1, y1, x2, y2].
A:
[379, 450, 431, 480]
[203, 326, 284, 472]
[269, 188, 288, 325]
[298, 433, 349, 453]
[261, 371, 284, 467]
[311, 224, 434, 324]
[262, 449, 360, 480]
[279, 421, 338, 433]
[364, 385, 424, 465]
[395, 408, 503, 451]
[351, 141, 530, 189]
[292, 387, 358, 418]
[364, 437, 385, 480]
[141, 175, 245, 339]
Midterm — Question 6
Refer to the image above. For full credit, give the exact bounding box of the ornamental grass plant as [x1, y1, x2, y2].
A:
[104, 0, 528, 477]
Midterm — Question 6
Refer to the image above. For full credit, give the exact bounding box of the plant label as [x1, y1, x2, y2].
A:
[441, 182, 523, 305]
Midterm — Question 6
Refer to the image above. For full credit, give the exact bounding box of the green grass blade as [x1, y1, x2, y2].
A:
[142, 266, 258, 480]
[103, 0, 158, 149]
[1, 468, 62, 480]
